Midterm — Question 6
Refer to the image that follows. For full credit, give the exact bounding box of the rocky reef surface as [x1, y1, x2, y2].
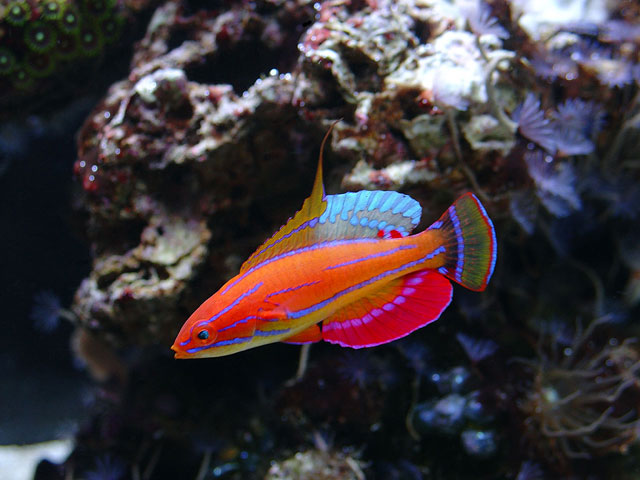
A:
[6, 0, 640, 478]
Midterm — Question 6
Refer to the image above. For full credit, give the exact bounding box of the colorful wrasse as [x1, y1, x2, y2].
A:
[172, 133, 497, 359]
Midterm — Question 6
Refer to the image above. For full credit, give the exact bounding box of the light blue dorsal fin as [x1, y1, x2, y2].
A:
[316, 190, 421, 239]
[240, 126, 423, 273]
[241, 188, 423, 272]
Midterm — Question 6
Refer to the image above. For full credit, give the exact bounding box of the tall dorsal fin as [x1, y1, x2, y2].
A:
[240, 123, 424, 273]
[240, 124, 332, 273]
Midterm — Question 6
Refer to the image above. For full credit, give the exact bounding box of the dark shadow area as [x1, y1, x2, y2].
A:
[0, 103, 92, 444]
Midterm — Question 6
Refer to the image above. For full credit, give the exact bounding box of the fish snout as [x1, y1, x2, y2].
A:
[171, 343, 186, 359]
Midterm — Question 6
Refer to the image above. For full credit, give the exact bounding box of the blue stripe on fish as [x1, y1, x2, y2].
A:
[218, 315, 258, 332]
[324, 244, 417, 270]
[204, 282, 263, 324]
[289, 245, 446, 319]
[266, 281, 320, 299]
[341, 195, 356, 220]
[404, 203, 421, 218]
[318, 204, 331, 224]
[367, 192, 382, 211]
[223, 238, 382, 295]
[245, 218, 320, 269]
[392, 196, 411, 214]
[473, 194, 498, 282]
[355, 191, 371, 212]
[449, 205, 464, 283]
[380, 193, 397, 212]
[330, 195, 345, 223]
[255, 328, 291, 336]
[186, 336, 252, 354]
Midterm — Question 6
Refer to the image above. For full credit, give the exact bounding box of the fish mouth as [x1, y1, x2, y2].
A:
[171, 344, 186, 359]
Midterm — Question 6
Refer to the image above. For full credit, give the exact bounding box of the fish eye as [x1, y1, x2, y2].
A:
[194, 324, 216, 344]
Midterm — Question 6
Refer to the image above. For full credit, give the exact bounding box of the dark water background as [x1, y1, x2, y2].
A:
[0, 108, 92, 443]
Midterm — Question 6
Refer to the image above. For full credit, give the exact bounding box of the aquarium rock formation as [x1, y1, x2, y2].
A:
[35, 0, 640, 477]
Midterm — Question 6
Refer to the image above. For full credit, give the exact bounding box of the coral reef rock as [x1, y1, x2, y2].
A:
[71, 0, 520, 347]
[266, 449, 365, 480]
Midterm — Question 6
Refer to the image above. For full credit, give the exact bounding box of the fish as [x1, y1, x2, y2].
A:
[171, 129, 497, 359]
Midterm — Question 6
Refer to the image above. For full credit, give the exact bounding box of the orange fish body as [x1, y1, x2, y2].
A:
[172, 132, 496, 359]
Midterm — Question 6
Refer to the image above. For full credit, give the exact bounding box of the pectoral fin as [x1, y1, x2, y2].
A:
[258, 303, 288, 322]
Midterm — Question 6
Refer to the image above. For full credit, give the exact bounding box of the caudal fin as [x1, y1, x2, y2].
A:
[429, 193, 497, 291]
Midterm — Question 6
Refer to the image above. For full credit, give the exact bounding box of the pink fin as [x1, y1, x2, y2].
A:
[322, 270, 453, 348]
[283, 324, 322, 344]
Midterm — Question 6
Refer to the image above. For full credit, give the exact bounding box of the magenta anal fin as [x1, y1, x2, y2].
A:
[322, 270, 453, 348]
[429, 193, 497, 292]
